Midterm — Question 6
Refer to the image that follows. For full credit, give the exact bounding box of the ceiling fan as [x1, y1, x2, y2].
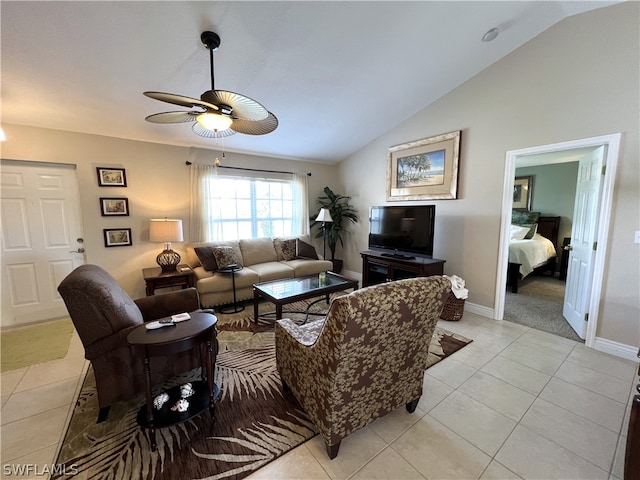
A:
[143, 31, 278, 138]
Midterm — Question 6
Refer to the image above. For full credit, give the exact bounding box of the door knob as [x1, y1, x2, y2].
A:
[70, 248, 86, 254]
[564, 245, 573, 251]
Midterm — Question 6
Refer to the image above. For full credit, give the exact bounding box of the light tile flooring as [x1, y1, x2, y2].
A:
[1, 312, 636, 479]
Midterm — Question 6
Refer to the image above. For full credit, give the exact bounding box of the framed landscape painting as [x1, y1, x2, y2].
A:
[387, 130, 461, 200]
[100, 197, 129, 216]
[103, 228, 132, 247]
[97, 167, 127, 187]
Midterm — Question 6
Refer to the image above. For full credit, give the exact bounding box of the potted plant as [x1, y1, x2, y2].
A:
[311, 186, 359, 273]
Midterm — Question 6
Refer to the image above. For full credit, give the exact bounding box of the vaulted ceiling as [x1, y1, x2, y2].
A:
[0, 1, 618, 163]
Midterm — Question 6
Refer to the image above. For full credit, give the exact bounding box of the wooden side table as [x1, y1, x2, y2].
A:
[143, 264, 195, 296]
[127, 311, 219, 451]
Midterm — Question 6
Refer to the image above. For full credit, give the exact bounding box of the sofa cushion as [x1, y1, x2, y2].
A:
[274, 238, 297, 261]
[212, 246, 240, 269]
[187, 241, 243, 268]
[240, 237, 278, 265]
[296, 239, 319, 260]
[250, 262, 295, 282]
[194, 247, 218, 271]
[196, 267, 259, 294]
[284, 259, 333, 277]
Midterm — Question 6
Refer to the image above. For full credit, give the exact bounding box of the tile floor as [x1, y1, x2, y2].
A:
[1, 312, 636, 480]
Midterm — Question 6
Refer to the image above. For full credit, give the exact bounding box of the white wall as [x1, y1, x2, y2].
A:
[0, 126, 338, 298]
[338, 3, 639, 347]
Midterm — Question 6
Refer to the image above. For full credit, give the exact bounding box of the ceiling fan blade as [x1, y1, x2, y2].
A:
[230, 112, 279, 135]
[145, 111, 199, 124]
[144, 91, 218, 111]
[192, 122, 237, 138]
[201, 90, 268, 121]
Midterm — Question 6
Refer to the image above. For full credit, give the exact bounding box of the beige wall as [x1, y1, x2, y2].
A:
[0, 126, 337, 298]
[338, 3, 639, 347]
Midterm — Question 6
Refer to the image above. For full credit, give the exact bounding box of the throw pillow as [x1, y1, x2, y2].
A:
[521, 223, 538, 239]
[510, 224, 530, 241]
[212, 246, 239, 269]
[194, 247, 218, 272]
[275, 238, 297, 261]
[296, 239, 318, 259]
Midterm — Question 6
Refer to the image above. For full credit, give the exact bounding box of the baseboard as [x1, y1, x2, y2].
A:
[593, 337, 639, 362]
[465, 301, 494, 319]
[342, 269, 362, 283]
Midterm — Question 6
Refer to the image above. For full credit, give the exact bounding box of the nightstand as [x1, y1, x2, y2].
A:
[143, 264, 195, 296]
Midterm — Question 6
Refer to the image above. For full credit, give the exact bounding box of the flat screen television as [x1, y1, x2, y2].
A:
[368, 205, 435, 258]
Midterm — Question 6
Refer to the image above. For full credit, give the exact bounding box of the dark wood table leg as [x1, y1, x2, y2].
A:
[253, 289, 259, 323]
[143, 355, 157, 451]
[276, 303, 282, 320]
[205, 338, 215, 418]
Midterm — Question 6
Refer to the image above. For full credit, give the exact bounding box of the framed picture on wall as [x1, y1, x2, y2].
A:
[103, 228, 132, 247]
[97, 167, 127, 187]
[513, 175, 534, 211]
[387, 130, 461, 200]
[100, 197, 129, 216]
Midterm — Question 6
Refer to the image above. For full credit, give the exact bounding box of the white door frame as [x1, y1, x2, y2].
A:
[495, 133, 621, 348]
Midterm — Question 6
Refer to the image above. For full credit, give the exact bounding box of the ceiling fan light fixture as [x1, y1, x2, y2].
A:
[196, 112, 233, 132]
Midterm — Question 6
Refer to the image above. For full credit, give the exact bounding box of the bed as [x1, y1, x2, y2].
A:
[507, 213, 560, 293]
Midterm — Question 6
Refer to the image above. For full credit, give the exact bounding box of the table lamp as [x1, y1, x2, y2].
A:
[149, 218, 183, 272]
[315, 208, 333, 260]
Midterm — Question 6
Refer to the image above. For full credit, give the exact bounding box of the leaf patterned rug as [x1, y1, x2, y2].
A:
[53, 298, 471, 480]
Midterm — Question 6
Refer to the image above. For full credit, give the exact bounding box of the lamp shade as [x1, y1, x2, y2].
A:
[149, 218, 183, 243]
[197, 112, 233, 132]
[315, 208, 333, 223]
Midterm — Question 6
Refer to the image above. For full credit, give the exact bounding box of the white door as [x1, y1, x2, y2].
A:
[1, 160, 85, 328]
[563, 147, 605, 339]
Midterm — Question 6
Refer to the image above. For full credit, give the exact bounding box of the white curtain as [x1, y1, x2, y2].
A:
[189, 163, 223, 242]
[292, 172, 310, 236]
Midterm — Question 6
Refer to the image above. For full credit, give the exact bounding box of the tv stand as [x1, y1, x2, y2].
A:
[361, 250, 446, 287]
[381, 252, 415, 260]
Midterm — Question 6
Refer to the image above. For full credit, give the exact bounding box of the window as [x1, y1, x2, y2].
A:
[194, 167, 309, 242]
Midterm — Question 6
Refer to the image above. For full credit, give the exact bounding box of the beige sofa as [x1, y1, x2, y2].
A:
[186, 236, 333, 308]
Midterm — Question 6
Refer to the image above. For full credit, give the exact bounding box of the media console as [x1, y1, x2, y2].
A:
[360, 250, 446, 287]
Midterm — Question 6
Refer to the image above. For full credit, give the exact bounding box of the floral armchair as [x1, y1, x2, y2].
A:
[275, 276, 450, 459]
[58, 264, 208, 422]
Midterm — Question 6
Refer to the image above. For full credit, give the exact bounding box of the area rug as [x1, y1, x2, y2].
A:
[1, 318, 74, 372]
[53, 299, 472, 480]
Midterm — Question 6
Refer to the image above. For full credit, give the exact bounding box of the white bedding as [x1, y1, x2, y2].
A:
[509, 233, 557, 277]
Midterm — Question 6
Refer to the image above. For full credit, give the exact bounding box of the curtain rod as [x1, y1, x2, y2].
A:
[185, 161, 311, 176]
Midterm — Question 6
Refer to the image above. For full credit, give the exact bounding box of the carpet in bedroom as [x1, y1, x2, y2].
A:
[504, 275, 582, 342]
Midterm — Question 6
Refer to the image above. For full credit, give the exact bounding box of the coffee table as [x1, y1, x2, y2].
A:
[253, 272, 358, 323]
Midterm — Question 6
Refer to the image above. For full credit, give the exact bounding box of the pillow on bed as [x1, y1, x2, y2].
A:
[510, 224, 530, 240]
[512, 211, 540, 225]
[521, 223, 538, 239]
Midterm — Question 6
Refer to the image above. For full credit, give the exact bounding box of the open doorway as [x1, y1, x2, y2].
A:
[504, 155, 586, 342]
[495, 134, 621, 349]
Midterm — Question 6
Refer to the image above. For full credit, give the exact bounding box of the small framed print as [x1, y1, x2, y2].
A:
[100, 197, 129, 216]
[97, 167, 127, 187]
[513, 175, 534, 211]
[103, 228, 132, 247]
